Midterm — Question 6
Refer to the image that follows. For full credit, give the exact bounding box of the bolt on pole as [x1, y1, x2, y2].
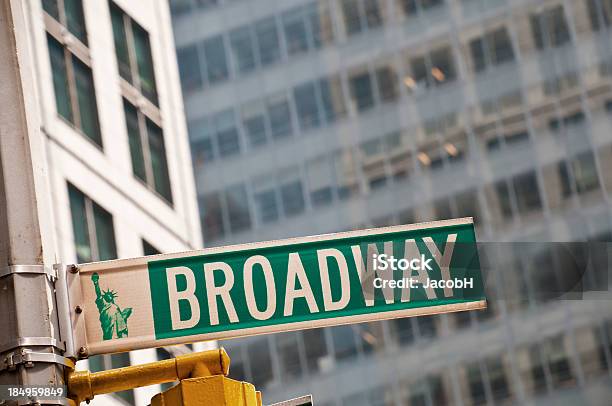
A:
[0, 1, 68, 405]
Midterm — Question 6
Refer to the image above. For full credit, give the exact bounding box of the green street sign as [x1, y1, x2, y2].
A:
[67, 218, 485, 357]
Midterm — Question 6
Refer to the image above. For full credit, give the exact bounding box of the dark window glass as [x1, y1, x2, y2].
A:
[124, 100, 146, 182]
[177, 44, 203, 92]
[243, 111, 268, 147]
[123, 99, 173, 204]
[307, 2, 334, 47]
[277, 333, 302, 382]
[72, 56, 101, 145]
[302, 329, 328, 374]
[411, 55, 429, 87]
[68, 184, 91, 263]
[294, 82, 321, 130]
[281, 180, 305, 216]
[143, 240, 160, 255]
[255, 17, 281, 66]
[495, 180, 513, 218]
[491, 27, 514, 64]
[44, 0, 87, 45]
[64, 0, 88, 44]
[110, 3, 131, 81]
[215, 111, 241, 157]
[470, 37, 486, 72]
[319, 76, 347, 122]
[332, 325, 358, 361]
[375, 65, 399, 102]
[467, 363, 487, 406]
[283, 8, 309, 55]
[43, 0, 61, 20]
[255, 189, 279, 223]
[230, 26, 256, 74]
[430, 46, 456, 84]
[267, 96, 293, 138]
[110, 2, 159, 104]
[47, 34, 101, 146]
[487, 358, 510, 401]
[68, 183, 117, 263]
[147, 119, 172, 203]
[342, 0, 363, 35]
[393, 318, 414, 345]
[248, 340, 274, 388]
[350, 71, 375, 111]
[513, 171, 542, 213]
[530, 6, 571, 49]
[47, 35, 73, 122]
[364, 0, 383, 29]
[191, 137, 215, 166]
[587, 0, 612, 31]
[201, 192, 225, 242]
[225, 184, 251, 232]
[203, 35, 229, 84]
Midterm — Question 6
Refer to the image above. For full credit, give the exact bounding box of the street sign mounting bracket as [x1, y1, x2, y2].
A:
[0, 264, 57, 280]
[1, 349, 75, 372]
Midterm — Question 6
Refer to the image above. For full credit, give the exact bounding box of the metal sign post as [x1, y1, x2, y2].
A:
[65, 218, 485, 358]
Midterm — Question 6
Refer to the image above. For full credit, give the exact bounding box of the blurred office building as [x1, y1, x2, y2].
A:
[171, 0, 612, 404]
[13, 0, 204, 404]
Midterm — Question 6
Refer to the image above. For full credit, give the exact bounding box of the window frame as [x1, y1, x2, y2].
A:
[44, 5, 103, 147]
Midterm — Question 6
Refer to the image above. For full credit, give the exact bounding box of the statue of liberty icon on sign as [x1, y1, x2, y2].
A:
[91, 272, 133, 340]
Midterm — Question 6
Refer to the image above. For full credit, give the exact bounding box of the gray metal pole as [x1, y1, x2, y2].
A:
[0, 1, 71, 405]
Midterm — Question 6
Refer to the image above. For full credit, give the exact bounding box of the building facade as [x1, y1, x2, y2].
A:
[15, 0, 203, 404]
[171, 0, 612, 405]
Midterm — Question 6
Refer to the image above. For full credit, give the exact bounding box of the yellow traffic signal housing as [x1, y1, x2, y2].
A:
[151, 375, 262, 406]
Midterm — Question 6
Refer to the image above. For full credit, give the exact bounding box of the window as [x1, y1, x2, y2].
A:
[177, 44, 203, 92]
[487, 357, 511, 401]
[124, 99, 173, 203]
[306, 1, 334, 48]
[399, 0, 444, 18]
[466, 363, 487, 405]
[558, 152, 600, 197]
[110, 2, 158, 104]
[392, 318, 414, 345]
[302, 329, 328, 374]
[277, 333, 303, 382]
[334, 150, 360, 199]
[409, 46, 456, 89]
[203, 35, 229, 84]
[375, 65, 399, 102]
[306, 156, 334, 207]
[294, 81, 321, 130]
[255, 17, 281, 66]
[254, 187, 279, 223]
[242, 102, 268, 148]
[200, 192, 225, 243]
[349, 70, 375, 111]
[189, 118, 215, 166]
[469, 27, 514, 72]
[283, 7, 309, 55]
[319, 76, 347, 122]
[43, 0, 88, 44]
[267, 93, 294, 139]
[280, 180, 305, 216]
[247, 340, 274, 388]
[495, 180, 513, 219]
[513, 171, 542, 213]
[332, 325, 358, 361]
[68, 183, 117, 263]
[47, 34, 101, 146]
[587, 0, 612, 31]
[213, 110, 241, 157]
[229, 26, 256, 74]
[143, 240, 160, 255]
[530, 5, 571, 49]
[225, 184, 251, 232]
[342, 0, 383, 36]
